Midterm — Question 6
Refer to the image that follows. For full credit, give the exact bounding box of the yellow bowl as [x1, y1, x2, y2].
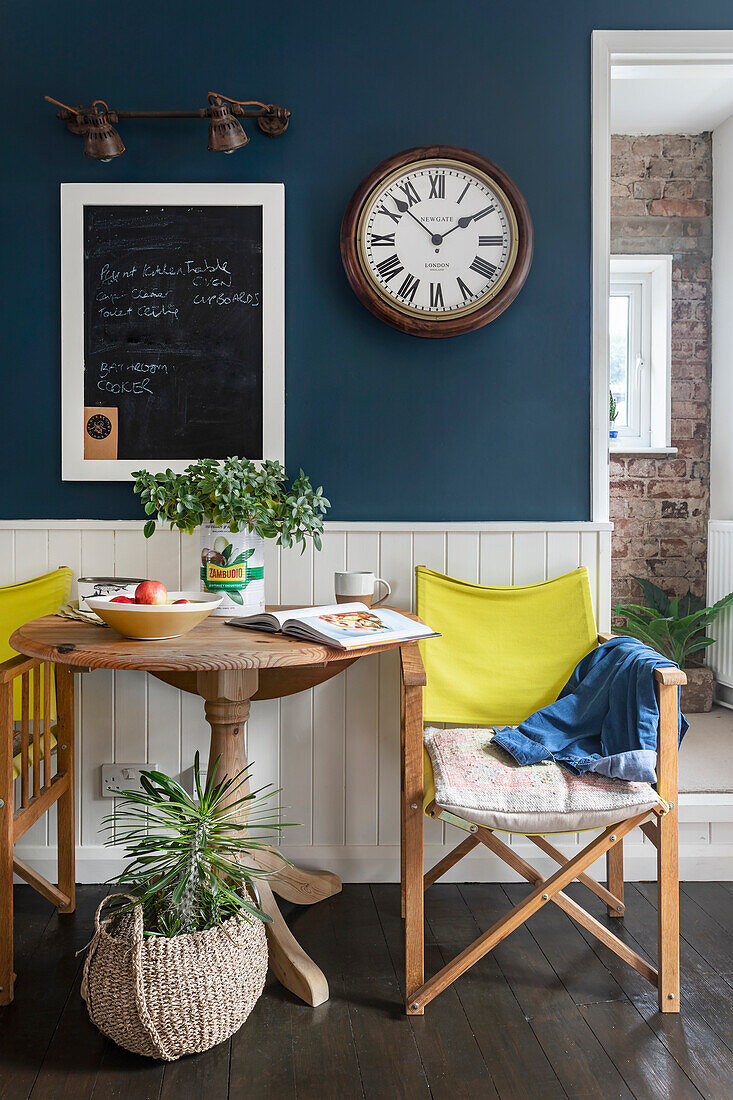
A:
[86, 591, 223, 640]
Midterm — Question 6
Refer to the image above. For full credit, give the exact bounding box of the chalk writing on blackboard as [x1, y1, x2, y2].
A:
[83, 205, 263, 461]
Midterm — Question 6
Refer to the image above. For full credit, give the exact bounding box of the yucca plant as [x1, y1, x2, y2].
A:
[104, 753, 289, 937]
[615, 575, 733, 667]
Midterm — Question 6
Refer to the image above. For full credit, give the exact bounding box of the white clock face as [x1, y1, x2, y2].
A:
[358, 159, 519, 319]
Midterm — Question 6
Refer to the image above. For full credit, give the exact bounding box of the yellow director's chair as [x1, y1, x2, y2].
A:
[400, 566, 683, 1015]
[1, 567, 75, 1005]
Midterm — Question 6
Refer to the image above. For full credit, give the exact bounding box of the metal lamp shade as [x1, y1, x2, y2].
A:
[208, 100, 249, 153]
[83, 110, 125, 161]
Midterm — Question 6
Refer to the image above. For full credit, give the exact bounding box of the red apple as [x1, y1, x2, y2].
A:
[173, 598, 189, 605]
[110, 596, 135, 604]
[135, 580, 168, 605]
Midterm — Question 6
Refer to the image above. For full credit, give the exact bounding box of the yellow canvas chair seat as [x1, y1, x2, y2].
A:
[423, 726, 661, 834]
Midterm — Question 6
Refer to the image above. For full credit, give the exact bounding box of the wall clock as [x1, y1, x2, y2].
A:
[340, 145, 533, 338]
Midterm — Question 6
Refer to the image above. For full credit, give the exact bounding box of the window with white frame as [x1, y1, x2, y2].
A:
[609, 254, 672, 451]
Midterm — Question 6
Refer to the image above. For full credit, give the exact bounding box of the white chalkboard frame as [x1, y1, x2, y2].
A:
[61, 182, 284, 480]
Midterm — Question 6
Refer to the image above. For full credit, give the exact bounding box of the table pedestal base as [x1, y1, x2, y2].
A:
[196, 669, 340, 1007]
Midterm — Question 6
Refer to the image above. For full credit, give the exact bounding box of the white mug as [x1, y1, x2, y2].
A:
[334, 571, 391, 608]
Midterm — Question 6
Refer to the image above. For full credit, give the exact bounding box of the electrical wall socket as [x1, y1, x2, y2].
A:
[101, 763, 156, 799]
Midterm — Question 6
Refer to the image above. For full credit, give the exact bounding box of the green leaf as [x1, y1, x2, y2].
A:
[678, 589, 706, 618]
[631, 577, 670, 616]
[226, 554, 248, 568]
[143, 519, 156, 539]
[131, 457, 330, 555]
[711, 591, 733, 614]
[228, 589, 244, 605]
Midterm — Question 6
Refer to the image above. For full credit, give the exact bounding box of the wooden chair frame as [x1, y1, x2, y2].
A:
[400, 634, 684, 1016]
[1, 658, 75, 1005]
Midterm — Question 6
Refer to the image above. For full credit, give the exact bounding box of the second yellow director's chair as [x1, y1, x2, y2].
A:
[400, 566, 683, 1015]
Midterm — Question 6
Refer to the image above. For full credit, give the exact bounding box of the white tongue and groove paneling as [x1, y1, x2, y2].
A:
[279, 541, 315, 846]
[4, 519, 623, 880]
[343, 531, 380, 847]
[312, 530, 347, 847]
[378, 532, 412, 846]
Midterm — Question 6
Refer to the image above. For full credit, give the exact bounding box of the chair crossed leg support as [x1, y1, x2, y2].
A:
[407, 812, 652, 1014]
[399, 644, 683, 1018]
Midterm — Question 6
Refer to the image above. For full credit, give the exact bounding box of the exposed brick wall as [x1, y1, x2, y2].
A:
[610, 134, 711, 613]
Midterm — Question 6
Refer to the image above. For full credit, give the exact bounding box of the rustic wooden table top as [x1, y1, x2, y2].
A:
[10, 605, 419, 673]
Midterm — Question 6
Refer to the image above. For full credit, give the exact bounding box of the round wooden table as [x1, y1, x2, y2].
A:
[10, 608, 416, 1007]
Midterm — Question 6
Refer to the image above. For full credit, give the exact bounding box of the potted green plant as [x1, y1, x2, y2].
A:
[133, 457, 330, 615]
[615, 576, 733, 712]
[82, 753, 286, 1060]
[609, 390, 619, 440]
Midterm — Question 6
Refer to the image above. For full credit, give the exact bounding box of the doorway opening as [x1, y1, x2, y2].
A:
[592, 31, 733, 624]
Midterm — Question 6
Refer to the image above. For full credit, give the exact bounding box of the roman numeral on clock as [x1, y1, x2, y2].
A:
[377, 204, 402, 225]
[472, 205, 495, 222]
[479, 235, 504, 246]
[429, 282, 444, 308]
[456, 181, 471, 204]
[428, 173, 445, 199]
[456, 276, 472, 302]
[370, 233, 395, 247]
[398, 180, 420, 206]
[396, 273, 420, 302]
[469, 256, 498, 280]
[375, 253, 404, 282]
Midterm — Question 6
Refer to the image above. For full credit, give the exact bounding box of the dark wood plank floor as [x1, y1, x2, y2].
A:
[3, 882, 733, 1099]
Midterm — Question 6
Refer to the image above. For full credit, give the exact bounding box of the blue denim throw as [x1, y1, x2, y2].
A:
[492, 636, 689, 784]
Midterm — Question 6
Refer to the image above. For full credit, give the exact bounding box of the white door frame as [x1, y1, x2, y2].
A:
[590, 29, 733, 522]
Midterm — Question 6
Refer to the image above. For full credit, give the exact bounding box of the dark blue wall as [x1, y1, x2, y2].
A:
[1, 1, 731, 521]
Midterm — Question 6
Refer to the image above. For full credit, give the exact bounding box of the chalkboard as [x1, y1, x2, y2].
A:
[62, 184, 284, 480]
[84, 204, 262, 461]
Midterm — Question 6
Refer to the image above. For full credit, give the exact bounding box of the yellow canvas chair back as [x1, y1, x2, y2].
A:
[0, 567, 73, 722]
[415, 566, 597, 726]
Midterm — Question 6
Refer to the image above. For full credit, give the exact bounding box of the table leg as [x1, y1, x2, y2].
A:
[247, 848, 341, 906]
[196, 669, 333, 1007]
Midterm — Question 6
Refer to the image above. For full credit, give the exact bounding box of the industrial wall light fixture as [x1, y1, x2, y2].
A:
[45, 92, 291, 161]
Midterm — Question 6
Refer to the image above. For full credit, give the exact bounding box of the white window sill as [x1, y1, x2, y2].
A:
[610, 445, 678, 456]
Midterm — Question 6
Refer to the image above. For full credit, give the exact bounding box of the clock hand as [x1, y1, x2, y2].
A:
[392, 195, 435, 239]
[437, 213, 480, 242]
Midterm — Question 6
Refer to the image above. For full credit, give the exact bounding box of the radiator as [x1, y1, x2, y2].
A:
[707, 521, 733, 708]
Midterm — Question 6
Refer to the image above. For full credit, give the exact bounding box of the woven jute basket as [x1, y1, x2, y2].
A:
[82, 893, 268, 1061]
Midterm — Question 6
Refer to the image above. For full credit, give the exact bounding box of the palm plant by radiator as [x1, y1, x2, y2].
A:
[615, 576, 733, 712]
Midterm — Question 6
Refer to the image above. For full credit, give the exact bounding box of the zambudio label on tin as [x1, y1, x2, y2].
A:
[201, 562, 264, 591]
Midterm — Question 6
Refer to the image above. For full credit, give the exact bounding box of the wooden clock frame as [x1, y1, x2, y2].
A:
[340, 145, 534, 338]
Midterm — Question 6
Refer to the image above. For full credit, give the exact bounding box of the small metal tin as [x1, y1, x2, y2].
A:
[77, 577, 147, 611]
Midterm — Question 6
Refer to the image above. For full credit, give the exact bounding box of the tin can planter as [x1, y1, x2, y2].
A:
[199, 522, 265, 617]
[681, 665, 714, 713]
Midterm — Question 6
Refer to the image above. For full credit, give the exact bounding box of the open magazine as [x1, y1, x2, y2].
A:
[227, 602, 439, 651]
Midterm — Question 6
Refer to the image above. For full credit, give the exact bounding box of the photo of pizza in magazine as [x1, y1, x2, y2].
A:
[226, 602, 439, 650]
